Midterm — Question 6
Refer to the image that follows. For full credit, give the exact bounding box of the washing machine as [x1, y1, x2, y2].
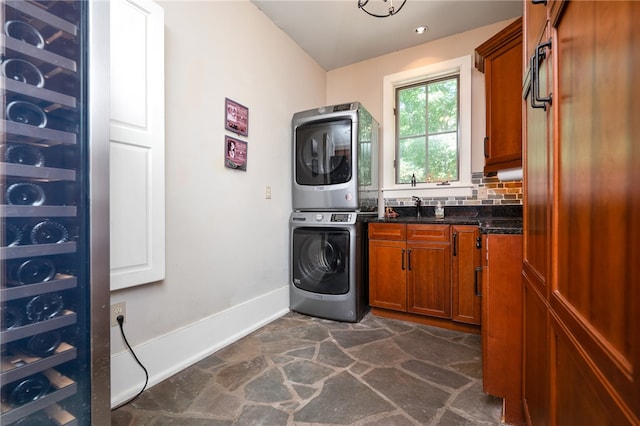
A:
[289, 211, 369, 322]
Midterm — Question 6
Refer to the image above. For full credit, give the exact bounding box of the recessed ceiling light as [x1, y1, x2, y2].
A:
[415, 25, 429, 35]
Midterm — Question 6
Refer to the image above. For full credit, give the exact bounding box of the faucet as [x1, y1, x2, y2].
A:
[412, 196, 422, 218]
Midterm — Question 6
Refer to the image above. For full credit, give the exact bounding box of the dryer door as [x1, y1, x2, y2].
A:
[292, 227, 350, 295]
[295, 119, 352, 186]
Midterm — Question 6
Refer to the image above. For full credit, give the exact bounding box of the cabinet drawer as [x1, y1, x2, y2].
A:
[407, 224, 450, 242]
[368, 223, 406, 240]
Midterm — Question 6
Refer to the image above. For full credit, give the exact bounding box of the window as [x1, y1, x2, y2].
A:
[382, 55, 472, 198]
[396, 75, 459, 184]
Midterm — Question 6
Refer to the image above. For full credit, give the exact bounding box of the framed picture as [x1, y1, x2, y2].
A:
[225, 97, 249, 137]
[225, 136, 247, 171]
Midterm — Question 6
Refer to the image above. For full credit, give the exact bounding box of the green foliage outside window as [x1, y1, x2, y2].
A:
[396, 76, 459, 184]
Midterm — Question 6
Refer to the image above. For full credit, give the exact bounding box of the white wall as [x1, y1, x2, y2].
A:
[326, 19, 516, 173]
[110, 0, 325, 405]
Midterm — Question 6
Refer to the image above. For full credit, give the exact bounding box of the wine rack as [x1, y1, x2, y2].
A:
[1, 1, 86, 424]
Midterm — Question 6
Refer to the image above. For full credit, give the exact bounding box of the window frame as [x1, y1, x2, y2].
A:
[382, 55, 473, 198]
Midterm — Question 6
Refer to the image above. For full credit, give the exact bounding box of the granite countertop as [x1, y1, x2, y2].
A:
[363, 205, 523, 235]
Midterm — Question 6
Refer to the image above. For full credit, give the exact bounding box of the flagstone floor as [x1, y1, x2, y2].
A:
[111, 311, 504, 425]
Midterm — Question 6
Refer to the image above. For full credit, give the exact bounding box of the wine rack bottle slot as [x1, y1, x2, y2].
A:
[3, 219, 75, 247]
[5, 97, 79, 134]
[4, 143, 80, 171]
[1, 372, 51, 407]
[3, 181, 78, 206]
[3, 292, 66, 327]
[6, 258, 57, 286]
[1, 58, 45, 88]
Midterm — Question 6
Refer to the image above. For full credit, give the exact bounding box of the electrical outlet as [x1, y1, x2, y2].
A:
[265, 185, 272, 199]
[111, 302, 126, 327]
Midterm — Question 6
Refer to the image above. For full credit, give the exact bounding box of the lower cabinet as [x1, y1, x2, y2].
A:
[368, 223, 481, 331]
[482, 233, 524, 425]
[451, 225, 482, 325]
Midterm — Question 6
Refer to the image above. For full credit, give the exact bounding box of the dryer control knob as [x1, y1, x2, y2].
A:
[315, 214, 324, 221]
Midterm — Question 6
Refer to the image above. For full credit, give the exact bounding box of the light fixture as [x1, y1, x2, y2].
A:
[415, 25, 429, 35]
[358, 0, 407, 18]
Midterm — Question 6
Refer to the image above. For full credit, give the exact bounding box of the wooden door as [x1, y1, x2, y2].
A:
[406, 225, 451, 318]
[451, 225, 481, 325]
[484, 21, 523, 173]
[550, 1, 640, 423]
[522, 0, 553, 422]
[482, 234, 523, 425]
[368, 239, 406, 312]
[368, 224, 407, 312]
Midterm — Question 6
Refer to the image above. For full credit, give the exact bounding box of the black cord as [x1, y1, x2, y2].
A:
[111, 315, 149, 411]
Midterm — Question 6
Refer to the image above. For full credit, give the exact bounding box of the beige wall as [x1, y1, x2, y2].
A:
[326, 19, 516, 173]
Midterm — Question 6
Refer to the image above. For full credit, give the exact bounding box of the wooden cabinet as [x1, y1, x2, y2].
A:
[451, 225, 482, 325]
[475, 18, 523, 174]
[368, 223, 480, 332]
[406, 225, 451, 318]
[368, 224, 407, 311]
[482, 234, 523, 425]
[522, 1, 640, 424]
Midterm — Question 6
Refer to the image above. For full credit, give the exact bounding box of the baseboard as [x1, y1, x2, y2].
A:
[110, 285, 290, 408]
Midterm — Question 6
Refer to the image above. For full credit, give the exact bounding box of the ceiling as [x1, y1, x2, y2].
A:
[250, 0, 523, 70]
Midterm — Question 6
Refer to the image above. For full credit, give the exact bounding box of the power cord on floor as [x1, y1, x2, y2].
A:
[111, 314, 149, 411]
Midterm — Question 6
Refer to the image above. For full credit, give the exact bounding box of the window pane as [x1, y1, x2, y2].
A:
[427, 132, 458, 182]
[428, 79, 458, 134]
[398, 136, 426, 183]
[398, 86, 426, 138]
[396, 74, 459, 184]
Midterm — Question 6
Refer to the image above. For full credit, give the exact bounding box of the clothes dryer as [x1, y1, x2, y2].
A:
[292, 102, 379, 212]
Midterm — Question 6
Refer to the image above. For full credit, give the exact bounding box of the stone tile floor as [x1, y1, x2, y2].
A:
[111, 312, 504, 425]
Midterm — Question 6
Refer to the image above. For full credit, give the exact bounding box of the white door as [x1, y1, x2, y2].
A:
[109, 0, 165, 290]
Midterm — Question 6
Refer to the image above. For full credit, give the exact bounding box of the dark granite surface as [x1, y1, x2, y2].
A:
[363, 205, 523, 234]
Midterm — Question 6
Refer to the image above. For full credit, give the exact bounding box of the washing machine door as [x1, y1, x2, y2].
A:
[292, 227, 350, 295]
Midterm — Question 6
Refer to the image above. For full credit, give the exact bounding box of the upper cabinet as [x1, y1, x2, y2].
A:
[475, 18, 523, 175]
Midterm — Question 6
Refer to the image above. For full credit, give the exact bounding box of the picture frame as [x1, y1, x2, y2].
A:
[225, 97, 249, 137]
[225, 136, 247, 171]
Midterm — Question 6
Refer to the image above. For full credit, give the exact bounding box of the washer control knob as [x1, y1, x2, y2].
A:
[315, 214, 324, 221]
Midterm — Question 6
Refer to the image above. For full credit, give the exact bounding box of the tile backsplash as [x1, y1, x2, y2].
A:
[384, 172, 523, 207]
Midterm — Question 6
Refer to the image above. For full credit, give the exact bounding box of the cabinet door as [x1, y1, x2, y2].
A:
[484, 29, 523, 173]
[451, 225, 481, 325]
[522, 275, 549, 426]
[523, 19, 552, 298]
[550, 1, 640, 422]
[369, 239, 406, 312]
[406, 241, 451, 318]
[522, 2, 553, 423]
[482, 234, 523, 424]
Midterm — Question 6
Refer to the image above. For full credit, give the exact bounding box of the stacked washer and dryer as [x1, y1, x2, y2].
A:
[289, 102, 379, 322]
